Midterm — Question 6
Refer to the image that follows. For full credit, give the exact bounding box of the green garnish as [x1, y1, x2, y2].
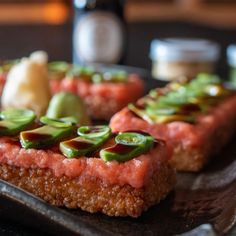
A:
[66, 65, 94, 78]
[20, 117, 76, 149]
[100, 132, 154, 162]
[40, 116, 76, 128]
[60, 136, 102, 158]
[47, 61, 128, 83]
[115, 132, 154, 153]
[193, 73, 220, 85]
[0, 109, 36, 122]
[103, 71, 128, 82]
[77, 125, 111, 139]
[48, 61, 70, 74]
[129, 103, 195, 124]
[129, 73, 231, 124]
[60, 125, 111, 158]
[158, 90, 190, 106]
[128, 103, 155, 124]
[115, 132, 146, 146]
[46, 92, 91, 125]
[91, 73, 103, 83]
[0, 59, 19, 73]
[48, 61, 70, 80]
[146, 105, 177, 116]
[91, 70, 128, 83]
[0, 108, 36, 136]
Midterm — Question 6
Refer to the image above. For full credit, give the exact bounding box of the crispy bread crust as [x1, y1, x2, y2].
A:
[0, 163, 175, 217]
[169, 114, 236, 171]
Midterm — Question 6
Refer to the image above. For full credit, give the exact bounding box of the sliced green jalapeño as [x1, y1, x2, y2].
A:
[100, 132, 154, 162]
[0, 108, 36, 136]
[128, 103, 195, 124]
[77, 125, 111, 139]
[40, 116, 77, 128]
[115, 132, 154, 152]
[60, 125, 111, 158]
[48, 61, 70, 75]
[0, 59, 19, 73]
[115, 132, 146, 146]
[20, 117, 76, 149]
[66, 65, 94, 79]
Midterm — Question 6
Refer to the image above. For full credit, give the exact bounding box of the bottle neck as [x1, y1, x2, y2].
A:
[74, 0, 125, 18]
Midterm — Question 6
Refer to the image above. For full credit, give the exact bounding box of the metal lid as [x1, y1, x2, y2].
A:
[150, 38, 220, 62]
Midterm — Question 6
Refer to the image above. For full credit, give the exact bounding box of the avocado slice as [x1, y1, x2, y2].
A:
[20, 117, 76, 149]
[60, 136, 103, 158]
[0, 108, 36, 136]
[46, 92, 91, 125]
[100, 132, 154, 162]
[60, 125, 112, 158]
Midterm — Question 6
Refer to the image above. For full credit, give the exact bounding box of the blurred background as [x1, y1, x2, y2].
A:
[0, 0, 236, 77]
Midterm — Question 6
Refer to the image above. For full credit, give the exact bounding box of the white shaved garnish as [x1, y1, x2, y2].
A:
[30, 51, 48, 65]
[1, 51, 51, 117]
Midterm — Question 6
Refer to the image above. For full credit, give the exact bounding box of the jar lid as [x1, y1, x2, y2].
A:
[227, 44, 236, 67]
[150, 38, 220, 62]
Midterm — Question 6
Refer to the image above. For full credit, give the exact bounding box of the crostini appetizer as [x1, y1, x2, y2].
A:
[49, 62, 144, 120]
[0, 109, 175, 217]
[110, 74, 236, 171]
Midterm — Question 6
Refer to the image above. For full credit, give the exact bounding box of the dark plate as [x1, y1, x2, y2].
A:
[0, 67, 236, 236]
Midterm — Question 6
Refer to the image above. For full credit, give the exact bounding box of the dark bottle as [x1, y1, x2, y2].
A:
[73, 0, 126, 65]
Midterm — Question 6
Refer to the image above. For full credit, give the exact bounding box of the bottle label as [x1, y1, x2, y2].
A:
[73, 11, 124, 64]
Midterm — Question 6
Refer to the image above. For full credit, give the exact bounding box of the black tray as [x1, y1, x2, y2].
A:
[0, 68, 236, 236]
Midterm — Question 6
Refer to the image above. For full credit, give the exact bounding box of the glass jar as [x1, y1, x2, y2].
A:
[150, 38, 220, 81]
[227, 44, 236, 87]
